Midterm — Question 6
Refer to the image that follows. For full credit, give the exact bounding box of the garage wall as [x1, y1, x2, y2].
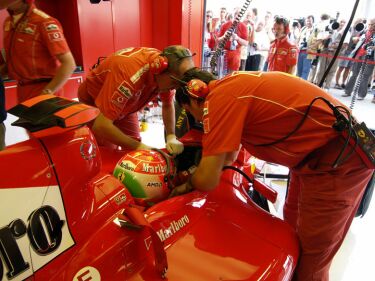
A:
[0, 0, 205, 105]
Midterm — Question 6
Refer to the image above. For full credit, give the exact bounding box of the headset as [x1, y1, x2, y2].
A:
[149, 47, 195, 75]
[171, 76, 210, 101]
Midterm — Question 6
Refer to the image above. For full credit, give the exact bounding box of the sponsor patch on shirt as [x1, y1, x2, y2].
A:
[118, 82, 133, 99]
[48, 31, 63, 42]
[22, 23, 36, 35]
[203, 118, 210, 134]
[278, 50, 288, 55]
[203, 101, 209, 116]
[44, 22, 59, 31]
[111, 91, 127, 109]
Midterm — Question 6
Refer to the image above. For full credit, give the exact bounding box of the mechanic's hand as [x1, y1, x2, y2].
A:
[136, 143, 152, 150]
[166, 134, 184, 155]
[169, 183, 191, 198]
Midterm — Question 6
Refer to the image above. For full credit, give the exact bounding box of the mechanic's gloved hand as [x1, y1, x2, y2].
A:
[136, 143, 152, 150]
[166, 134, 184, 155]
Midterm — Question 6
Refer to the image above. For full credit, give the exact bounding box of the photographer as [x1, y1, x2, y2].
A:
[296, 15, 315, 80]
[335, 18, 365, 89]
[315, 18, 348, 89]
[343, 18, 375, 100]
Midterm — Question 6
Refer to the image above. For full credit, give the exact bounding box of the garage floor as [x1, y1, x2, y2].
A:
[3, 86, 374, 280]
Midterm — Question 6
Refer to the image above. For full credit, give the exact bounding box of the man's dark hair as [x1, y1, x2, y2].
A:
[321, 14, 330, 21]
[307, 15, 315, 23]
[175, 68, 216, 106]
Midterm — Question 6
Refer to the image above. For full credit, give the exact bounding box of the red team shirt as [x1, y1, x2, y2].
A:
[2, 4, 70, 83]
[267, 36, 298, 72]
[1, 4, 71, 102]
[202, 71, 342, 168]
[78, 48, 173, 122]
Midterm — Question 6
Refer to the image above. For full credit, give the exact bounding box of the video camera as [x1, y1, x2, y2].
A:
[323, 19, 340, 49]
[325, 20, 340, 33]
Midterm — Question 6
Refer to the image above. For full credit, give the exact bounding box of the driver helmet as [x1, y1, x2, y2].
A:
[114, 149, 175, 206]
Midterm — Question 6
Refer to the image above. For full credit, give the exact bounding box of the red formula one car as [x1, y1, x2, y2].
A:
[0, 96, 299, 281]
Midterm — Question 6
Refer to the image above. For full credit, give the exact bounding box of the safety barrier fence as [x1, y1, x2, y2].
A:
[299, 50, 375, 65]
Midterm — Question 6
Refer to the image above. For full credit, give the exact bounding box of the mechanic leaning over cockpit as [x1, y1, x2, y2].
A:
[78, 45, 195, 155]
[172, 68, 374, 281]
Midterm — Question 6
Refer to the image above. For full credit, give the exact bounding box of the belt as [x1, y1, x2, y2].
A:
[18, 78, 52, 86]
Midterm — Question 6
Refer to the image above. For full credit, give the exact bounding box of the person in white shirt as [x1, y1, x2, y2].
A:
[296, 15, 315, 80]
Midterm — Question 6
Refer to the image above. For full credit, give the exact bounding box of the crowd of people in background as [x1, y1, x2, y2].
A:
[203, 7, 375, 104]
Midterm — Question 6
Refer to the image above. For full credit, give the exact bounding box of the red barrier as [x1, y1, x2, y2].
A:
[299, 50, 375, 65]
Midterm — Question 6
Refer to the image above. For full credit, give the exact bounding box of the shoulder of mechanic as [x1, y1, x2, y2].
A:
[30, 8, 65, 32]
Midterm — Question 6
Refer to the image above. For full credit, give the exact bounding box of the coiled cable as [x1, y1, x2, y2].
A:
[210, 0, 252, 76]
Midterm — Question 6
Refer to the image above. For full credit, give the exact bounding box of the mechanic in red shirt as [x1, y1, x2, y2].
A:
[78, 46, 195, 154]
[0, 0, 76, 103]
[173, 69, 373, 281]
[267, 16, 298, 74]
[218, 8, 249, 73]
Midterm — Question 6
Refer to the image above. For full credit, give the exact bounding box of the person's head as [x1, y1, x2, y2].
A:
[220, 7, 227, 21]
[175, 68, 216, 121]
[206, 10, 213, 22]
[339, 19, 347, 30]
[368, 18, 375, 34]
[256, 21, 264, 32]
[273, 15, 289, 38]
[0, 0, 29, 10]
[320, 13, 330, 22]
[306, 15, 314, 28]
[226, 13, 234, 22]
[153, 45, 196, 92]
[265, 11, 272, 23]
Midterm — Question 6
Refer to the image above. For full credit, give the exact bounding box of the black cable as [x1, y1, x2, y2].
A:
[210, 0, 252, 75]
[255, 97, 337, 147]
[254, 96, 358, 168]
[222, 166, 253, 184]
[318, 0, 361, 88]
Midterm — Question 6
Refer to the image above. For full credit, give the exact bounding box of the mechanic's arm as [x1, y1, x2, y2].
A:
[162, 101, 184, 154]
[92, 113, 149, 150]
[224, 147, 241, 165]
[162, 101, 175, 136]
[170, 153, 227, 198]
[191, 153, 227, 191]
[42, 52, 76, 94]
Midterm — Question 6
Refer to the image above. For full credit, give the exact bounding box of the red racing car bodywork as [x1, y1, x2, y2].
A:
[0, 96, 299, 281]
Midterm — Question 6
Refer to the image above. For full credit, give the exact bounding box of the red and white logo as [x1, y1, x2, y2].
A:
[111, 91, 127, 109]
[48, 31, 63, 42]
